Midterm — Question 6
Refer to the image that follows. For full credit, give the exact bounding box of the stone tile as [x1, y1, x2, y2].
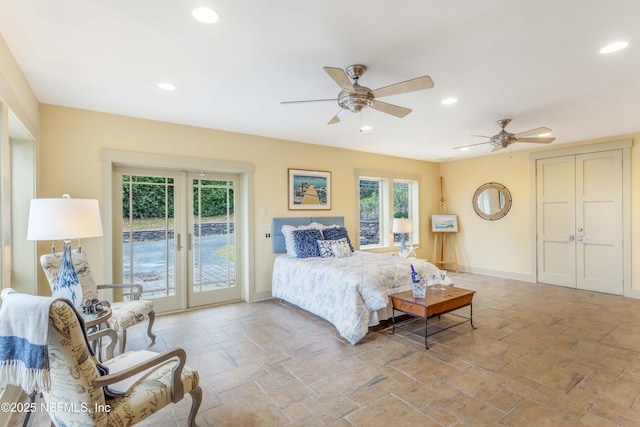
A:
[499, 399, 584, 427]
[579, 372, 640, 407]
[439, 392, 505, 425]
[346, 395, 438, 426]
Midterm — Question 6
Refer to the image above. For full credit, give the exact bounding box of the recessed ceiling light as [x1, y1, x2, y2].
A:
[360, 125, 372, 132]
[157, 82, 176, 91]
[192, 7, 219, 24]
[599, 41, 629, 54]
[441, 97, 458, 105]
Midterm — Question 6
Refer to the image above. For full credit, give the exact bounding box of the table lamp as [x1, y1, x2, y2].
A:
[27, 195, 103, 309]
[392, 218, 413, 258]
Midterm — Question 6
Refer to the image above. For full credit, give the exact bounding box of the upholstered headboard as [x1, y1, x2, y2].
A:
[272, 216, 345, 253]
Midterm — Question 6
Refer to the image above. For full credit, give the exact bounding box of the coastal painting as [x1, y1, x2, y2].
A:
[288, 169, 331, 210]
[432, 214, 458, 232]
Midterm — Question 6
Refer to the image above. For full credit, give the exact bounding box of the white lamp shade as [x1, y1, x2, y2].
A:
[392, 218, 413, 234]
[27, 198, 103, 241]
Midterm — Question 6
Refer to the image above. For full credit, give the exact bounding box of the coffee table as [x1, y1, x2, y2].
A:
[389, 286, 476, 349]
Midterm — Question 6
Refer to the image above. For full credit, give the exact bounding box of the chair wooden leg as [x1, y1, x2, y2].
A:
[119, 330, 127, 354]
[147, 310, 157, 344]
[187, 386, 202, 427]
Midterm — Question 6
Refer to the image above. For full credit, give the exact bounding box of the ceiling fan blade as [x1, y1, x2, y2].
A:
[327, 109, 347, 125]
[514, 127, 552, 138]
[516, 137, 555, 144]
[323, 67, 355, 92]
[280, 99, 336, 104]
[452, 141, 490, 150]
[370, 100, 411, 118]
[372, 76, 434, 98]
[471, 134, 492, 138]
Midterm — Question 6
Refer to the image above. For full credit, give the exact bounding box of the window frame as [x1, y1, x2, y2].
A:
[356, 169, 420, 252]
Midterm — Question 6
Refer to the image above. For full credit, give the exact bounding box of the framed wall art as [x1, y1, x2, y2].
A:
[432, 214, 458, 232]
[288, 169, 331, 210]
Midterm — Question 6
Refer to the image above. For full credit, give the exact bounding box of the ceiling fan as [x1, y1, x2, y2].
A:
[281, 64, 434, 125]
[455, 119, 556, 152]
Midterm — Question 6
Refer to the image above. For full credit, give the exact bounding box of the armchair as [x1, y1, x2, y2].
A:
[41, 248, 156, 353]
[26, 298, 201, 426]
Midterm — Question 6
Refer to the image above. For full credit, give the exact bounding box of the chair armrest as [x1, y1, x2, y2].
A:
[92, 348, 186, 402]
[97, 283, 143, 300]
[87, 328, 117, 361]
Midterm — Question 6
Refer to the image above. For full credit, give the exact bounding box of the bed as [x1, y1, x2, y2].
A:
[271, 217, 451, 344]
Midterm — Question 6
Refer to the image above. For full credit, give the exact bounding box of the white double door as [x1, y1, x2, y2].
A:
[115, 167, 240, 312]
[536, 150, 623, 294]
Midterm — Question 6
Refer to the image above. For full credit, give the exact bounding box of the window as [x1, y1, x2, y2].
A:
[357, 171, 419, 250]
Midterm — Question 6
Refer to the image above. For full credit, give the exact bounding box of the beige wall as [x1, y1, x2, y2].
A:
[0, 35, 39, 137]
[37, 104, 441, 299]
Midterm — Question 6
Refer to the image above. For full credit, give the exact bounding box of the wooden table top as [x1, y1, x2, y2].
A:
[391, 286, 475, 305]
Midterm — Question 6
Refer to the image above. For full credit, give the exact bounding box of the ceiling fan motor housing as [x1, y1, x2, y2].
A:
[490, 130, 515, 148]
[338, 84, 374, 113]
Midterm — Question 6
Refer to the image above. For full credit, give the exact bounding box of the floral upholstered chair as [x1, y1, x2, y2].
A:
[41, 248, 156, 354]
[45, 299, 201, 426]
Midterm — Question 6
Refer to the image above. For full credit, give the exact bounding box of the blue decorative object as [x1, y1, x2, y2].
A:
[51, 241, 83, 309]
[293, 229, 323, 258]
[410, 264, 425, 298]
[322, 227, 354, 251]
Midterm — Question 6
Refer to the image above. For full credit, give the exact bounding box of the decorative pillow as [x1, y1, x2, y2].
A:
[282, 223, 324, 257]
[332, 239, 353, 258]
[322, 226, 354, 251]
[292, 229, 323, 258]
[317, 239, 334, 258]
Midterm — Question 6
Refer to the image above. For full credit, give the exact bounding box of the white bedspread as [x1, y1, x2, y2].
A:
[272, 251, 450, 344]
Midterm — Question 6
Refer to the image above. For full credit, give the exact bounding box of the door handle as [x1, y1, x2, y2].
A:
[568, 234, 574, 241]
[176, 233, 182, 251]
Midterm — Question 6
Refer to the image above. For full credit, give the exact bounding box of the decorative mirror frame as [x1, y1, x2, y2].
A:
[472, 182, 512, 221]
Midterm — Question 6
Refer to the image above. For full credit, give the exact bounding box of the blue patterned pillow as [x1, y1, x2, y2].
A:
[322, 227, 354, 252]
[292, 229, 323, 258]
[317, 239, 334, 258]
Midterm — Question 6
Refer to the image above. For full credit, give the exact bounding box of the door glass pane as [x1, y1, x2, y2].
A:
[359, 179, 381, 247]
[192, 178, 235, 292]
[122, 175, 175, 299]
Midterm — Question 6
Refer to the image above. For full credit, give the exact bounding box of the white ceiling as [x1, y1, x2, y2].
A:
[1, 0, 639, 161]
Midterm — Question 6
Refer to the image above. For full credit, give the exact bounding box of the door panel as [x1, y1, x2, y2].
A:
[187, 173, 240, 307]
[536, 156, 576, 287]
[575, 151, 623, 294]
[117, 169, 183, 312]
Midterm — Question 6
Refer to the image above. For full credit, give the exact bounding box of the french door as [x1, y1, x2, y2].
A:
[115, 167, 240, 312]
[536, 150, 623, 294]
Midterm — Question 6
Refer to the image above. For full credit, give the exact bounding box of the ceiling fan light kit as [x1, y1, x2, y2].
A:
[282, 64, 434, 125]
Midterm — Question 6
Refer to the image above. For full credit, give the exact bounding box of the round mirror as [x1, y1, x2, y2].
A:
[472, 182, 512, 221]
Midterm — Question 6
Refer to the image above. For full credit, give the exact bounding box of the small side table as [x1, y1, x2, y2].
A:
[389, 287, 475, 349]
[82, 306, 113, 360]
[82, 305, 112, 329]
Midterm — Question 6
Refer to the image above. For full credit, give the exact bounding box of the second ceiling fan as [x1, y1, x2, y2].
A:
[455, 119, 556, 152]
[281, 64, 434, 125]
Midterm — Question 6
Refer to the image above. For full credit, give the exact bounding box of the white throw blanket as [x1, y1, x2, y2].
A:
[0, 288, 54, 393]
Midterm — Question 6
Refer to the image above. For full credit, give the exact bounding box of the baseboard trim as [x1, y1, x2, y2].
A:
[458, 265, 535, 282]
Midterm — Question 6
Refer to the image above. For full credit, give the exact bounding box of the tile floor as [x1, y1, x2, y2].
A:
[21, 272, 640, 426]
